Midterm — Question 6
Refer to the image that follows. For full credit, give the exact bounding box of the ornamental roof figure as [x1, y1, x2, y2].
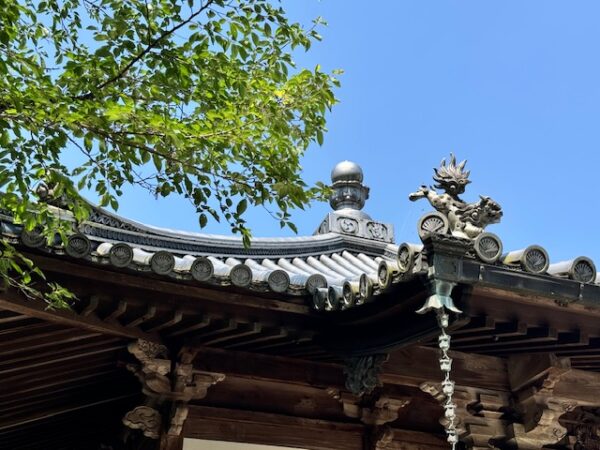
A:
[331, 160, 364, 183]
[315, 161, 394, 243]
[409, 154, 502, 242]
[432, 154, 471, 196]
[329, 160, 370, 214]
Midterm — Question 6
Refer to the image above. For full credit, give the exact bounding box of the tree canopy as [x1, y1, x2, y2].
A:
[0, 0, 339, 306]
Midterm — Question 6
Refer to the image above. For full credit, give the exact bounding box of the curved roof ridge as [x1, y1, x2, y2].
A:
[88, 204, 336, 242]
[81, 204, 393, 259]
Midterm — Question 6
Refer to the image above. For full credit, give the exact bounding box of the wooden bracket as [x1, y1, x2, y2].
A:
[327, 388, 410, 450]
[508, 353, 573, 449]
[122, 340, 225, 448]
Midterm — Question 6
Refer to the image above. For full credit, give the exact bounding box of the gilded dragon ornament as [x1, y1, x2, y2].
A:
[409, 154, 502, 240]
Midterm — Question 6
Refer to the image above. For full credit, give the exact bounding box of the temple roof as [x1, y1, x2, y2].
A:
[2, 158, 600, 313]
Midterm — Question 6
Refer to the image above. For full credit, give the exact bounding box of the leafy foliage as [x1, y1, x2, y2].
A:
[0, 0, 339, 306]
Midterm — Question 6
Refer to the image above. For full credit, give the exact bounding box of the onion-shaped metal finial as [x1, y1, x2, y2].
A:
[329, 161, 370, 211]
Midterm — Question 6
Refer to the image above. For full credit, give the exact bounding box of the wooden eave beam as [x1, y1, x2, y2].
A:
[471, 284, 600, 320]
[223, 327, 288, 350]
[382, 345, 510, 391]
[2, 356, 118, 386]
[189, 344, 510, 392]
[184, 405, 364, 450]
[0, 287, 161, 343]
[29, 253, 312, 317]
[0, 338, 123, 375]
[0, 374, 128, 415]
[0, 393, 137, 432]
[460, 259, 600, 310]
[184, 405, 449, 450]
[453, 326, 559, 351]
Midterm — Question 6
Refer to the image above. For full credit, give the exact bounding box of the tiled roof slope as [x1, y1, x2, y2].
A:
[2, 160, 599, 312]
[0, 205, 398, 302]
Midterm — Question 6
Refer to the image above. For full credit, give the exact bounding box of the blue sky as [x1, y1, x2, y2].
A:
[111, 1, 600, 264]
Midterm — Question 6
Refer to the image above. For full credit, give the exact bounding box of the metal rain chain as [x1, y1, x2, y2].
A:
[416, 280, 462, 449]
[437, 310, 458, 449]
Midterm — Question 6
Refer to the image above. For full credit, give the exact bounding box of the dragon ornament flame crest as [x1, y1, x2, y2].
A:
[409, 154, 502, 240]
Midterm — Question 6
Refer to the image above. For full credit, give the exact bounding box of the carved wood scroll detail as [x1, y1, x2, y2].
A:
[122, 406, 162, 439]
[122, 340, 225, 441]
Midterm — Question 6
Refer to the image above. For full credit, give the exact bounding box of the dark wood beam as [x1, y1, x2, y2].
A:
[382, 345, 510, 391]
[2, 356, 118, 386]
[450, 315, 496, 335]
[184, 405, 449, 450]
[451, 320, 528, 343]
[223, 327, 288, 350]
[125, 304, 157, 328]
[552, 368, 600, 405]
[0, 393, 137, 431]
[507, 353, 570, 392]
[0, 288, 160, 343]
[190, 346, 345, 389]
[199, 322, 262, 346]
[30, 253, 311, 317]
[167, 315, 211, 337]
[105, 299, 128, 322]
[0, 329, 102, 356]
[190, 344, 510, 392]
[145, 310, 183, 332]
[0, 369, 123, 404]
[486, 331, 590, 355]
[184, 405, 364, 450]
[0, 311, 33, 325]
[453, 326, 558, 351]
[0, 339, 123, 375]
[252, 334, 313, 351]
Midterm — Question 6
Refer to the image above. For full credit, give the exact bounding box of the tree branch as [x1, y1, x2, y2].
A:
[75, 0, 215, 100]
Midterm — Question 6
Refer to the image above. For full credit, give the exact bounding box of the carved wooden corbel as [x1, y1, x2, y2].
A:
[512, 395, 570, 449]
[508, 354, 573, 449]
[361, 396, 411, 426]
[343, 354, 388, 396]
[328, 389, 410, 425]
[327, 388, 410, 449]
[122, 340, 225, 447]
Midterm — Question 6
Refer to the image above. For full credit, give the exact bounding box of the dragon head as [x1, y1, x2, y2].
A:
[476, 195, 503, 225]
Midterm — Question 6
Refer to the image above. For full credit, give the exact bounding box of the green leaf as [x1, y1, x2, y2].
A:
[236, 199, 247, 215]
[316, 129, 324, 146]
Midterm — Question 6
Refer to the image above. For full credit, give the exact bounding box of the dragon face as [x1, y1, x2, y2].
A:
[478, 195, 503, 224]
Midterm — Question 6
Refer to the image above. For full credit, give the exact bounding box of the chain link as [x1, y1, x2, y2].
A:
[437, 311, 458, 449]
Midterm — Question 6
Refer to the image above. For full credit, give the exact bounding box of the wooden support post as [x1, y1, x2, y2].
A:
[121, 341, 225, 448]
